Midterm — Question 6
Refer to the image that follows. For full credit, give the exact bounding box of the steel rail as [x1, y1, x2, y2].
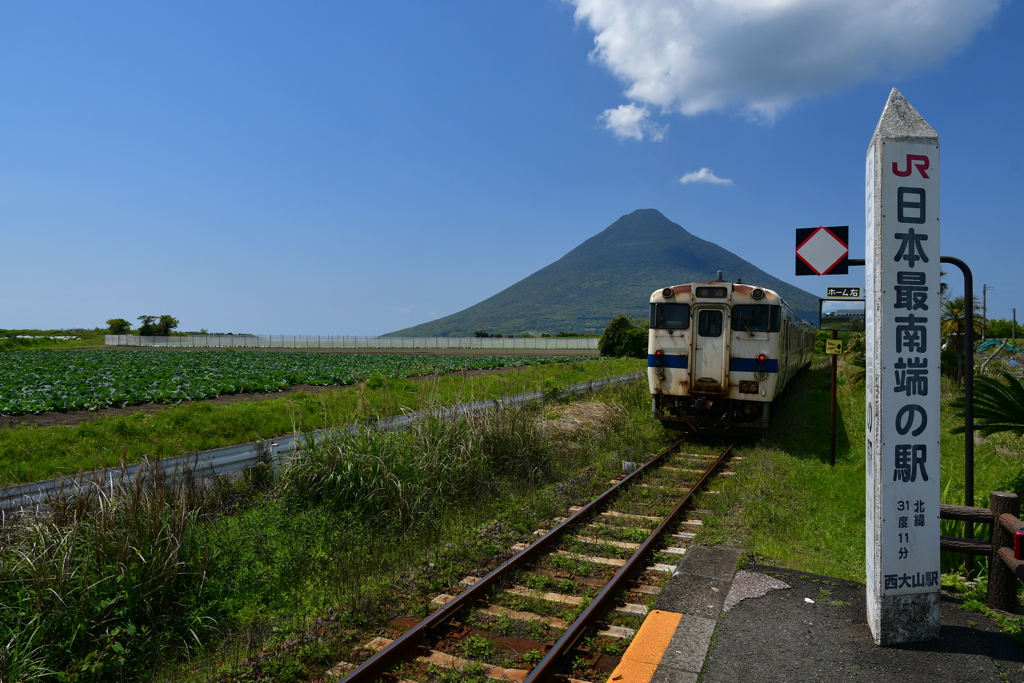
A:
[524, 444, 734, 683]
[340, 438, 686, 683]
[0, 374, 642, 514]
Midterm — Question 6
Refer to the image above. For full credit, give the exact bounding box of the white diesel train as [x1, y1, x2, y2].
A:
[648, 280, 815, 430]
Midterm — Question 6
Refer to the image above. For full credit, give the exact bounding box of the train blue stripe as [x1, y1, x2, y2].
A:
[729, 358, 779, 373]
[648, 354, 688, 369]
[650, 355, 778, 372]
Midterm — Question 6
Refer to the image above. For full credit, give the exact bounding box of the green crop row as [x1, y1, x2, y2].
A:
[0, 350, 594, 416]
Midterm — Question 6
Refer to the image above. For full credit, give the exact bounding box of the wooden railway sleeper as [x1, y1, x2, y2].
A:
[523, 444, 735, 683]
[337, 439, 693, 683]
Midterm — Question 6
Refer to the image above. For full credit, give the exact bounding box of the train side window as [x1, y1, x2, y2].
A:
[731, 305, 781, 332]
[697, 309, 723, 337]
[650, 303, 690, 329]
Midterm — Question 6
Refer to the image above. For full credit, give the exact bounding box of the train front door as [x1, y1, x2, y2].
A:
[692, 307, 728, 393]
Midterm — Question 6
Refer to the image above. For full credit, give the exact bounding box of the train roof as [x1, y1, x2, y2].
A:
[649, 282, 814, 329]
[648, 282, 782, 302]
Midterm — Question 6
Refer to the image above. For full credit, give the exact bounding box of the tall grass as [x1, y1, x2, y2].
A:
[278, 407, 552, 525]
[0, 462, 219, 681]
[697, 358, 870, 580]
[0, 377, 660, 682]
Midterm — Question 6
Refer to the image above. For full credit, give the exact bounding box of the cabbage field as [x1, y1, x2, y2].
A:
[0, 349, 594, 415]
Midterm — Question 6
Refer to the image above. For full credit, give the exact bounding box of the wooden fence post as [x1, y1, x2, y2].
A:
[988, 491, 1020, 613]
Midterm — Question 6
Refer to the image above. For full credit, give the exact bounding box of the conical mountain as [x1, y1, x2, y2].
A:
[388, 209, 819, 336]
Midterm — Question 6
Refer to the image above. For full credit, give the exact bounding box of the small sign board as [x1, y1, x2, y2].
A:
[820, 298, 866, 331]
[825, 339, 843, 354]
[796, 226, 849, 275]
[827, 286, 862, 298]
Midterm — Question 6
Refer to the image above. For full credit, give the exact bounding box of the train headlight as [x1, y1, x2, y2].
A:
[662, 287, 674, 298]
[752, 288, 765, 300]
[653, 349, 665, 375]
[739, 380, 759, 394]
[757, 353, 767, 363]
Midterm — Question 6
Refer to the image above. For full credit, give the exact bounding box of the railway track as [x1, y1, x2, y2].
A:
[330, 440, 736, 683]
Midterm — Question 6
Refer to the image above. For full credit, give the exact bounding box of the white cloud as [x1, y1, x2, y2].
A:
[570, 0, 1003, 120]
[679, 168, 732, 185]
[598, 102, 667, 141]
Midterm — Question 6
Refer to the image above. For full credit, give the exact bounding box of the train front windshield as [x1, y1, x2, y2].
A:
[731, 305, 781, 332]
[650, 303, 690, 329]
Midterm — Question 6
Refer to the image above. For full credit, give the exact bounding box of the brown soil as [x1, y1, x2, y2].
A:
[0, 364, 553, 430]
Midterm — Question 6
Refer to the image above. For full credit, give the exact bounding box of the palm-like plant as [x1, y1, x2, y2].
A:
[951, 370, 1024, 437]
[941, 296, 983, 385]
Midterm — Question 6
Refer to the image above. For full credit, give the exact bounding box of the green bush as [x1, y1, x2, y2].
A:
[599, 316, 648, 358]
[997, 467, 1024, 501]
[106, 318, 132, 335]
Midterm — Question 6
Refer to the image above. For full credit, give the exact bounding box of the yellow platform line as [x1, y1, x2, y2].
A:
[606, 609, 682, 683]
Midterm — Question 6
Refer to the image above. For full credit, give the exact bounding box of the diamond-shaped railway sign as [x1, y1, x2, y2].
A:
[795, 226, 849, 275]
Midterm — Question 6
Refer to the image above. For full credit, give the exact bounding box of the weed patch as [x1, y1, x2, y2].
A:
[0, 374, 666, 682]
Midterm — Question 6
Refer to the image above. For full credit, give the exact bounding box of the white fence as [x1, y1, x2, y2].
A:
[104, 335, 599, 351]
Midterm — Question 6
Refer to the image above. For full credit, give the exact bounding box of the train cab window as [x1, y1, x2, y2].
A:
[650, 303, 690, 329]
[731, 305, 781, 333]
[697, 310, 723, 337]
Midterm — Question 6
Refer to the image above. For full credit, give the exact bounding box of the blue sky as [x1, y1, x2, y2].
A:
[2, 0, 1021, 335]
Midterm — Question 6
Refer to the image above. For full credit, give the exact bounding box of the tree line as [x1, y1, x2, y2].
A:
[106, 315, 180, 336]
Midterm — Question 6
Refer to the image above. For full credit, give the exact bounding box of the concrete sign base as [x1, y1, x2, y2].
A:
[868, 593, 941, 645]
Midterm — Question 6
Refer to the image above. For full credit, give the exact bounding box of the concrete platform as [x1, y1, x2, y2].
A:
[608, 548, 1024, 683]
[608, 546, 743, 683]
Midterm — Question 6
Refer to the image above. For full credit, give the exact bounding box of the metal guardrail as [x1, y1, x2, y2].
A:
[104, 335, 600, 350]
[0, 374, 643, 515]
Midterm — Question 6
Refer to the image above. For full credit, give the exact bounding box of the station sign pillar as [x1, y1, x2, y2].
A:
[865, 88, 941, 644]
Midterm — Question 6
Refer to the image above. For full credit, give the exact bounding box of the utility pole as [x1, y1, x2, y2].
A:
[983, 284, 993, 340]
[1014, 308, 1017, 342]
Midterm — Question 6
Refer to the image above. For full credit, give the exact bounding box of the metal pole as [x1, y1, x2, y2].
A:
[946, 258, 976, 509]
[942, 256, 976, 577]
[830, 328, 838, 467]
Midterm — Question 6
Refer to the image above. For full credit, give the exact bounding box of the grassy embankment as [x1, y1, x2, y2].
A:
[0, 328, 108, 351]
[697, 355, 1024, 583]
[1, 371, 679, 682]
[0, 357, 642, 486]
[5, 348, 1019, 681]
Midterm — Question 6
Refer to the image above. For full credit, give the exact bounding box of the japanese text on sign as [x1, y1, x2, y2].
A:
[867, 141, 941, 598]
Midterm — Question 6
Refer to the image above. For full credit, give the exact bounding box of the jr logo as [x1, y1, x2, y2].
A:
[892, 154, 930, 179]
